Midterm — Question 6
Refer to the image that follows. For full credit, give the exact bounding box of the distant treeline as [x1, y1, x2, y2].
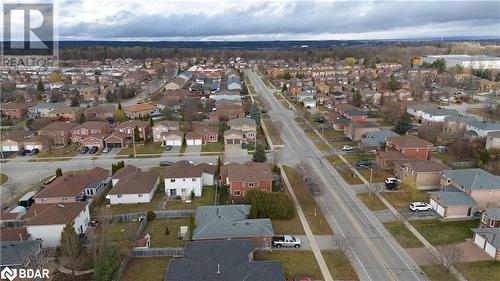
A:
[59, 42, 500, 66]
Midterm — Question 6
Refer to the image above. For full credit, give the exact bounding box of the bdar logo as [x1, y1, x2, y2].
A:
[1, 267, 17, 281]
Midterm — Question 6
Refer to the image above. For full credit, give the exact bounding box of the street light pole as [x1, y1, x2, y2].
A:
[361, 165, 374, 196]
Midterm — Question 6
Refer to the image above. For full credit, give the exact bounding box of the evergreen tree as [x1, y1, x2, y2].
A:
[281, 84, 288, 93]
[134, 126, 141, 141]
[352, 90, 362, 107]
[250, 104, 261, 126]
[78, 113, 86, 124]
[70, 96, 80, 107]
[93, 245, 120, 281]
[37, 80, 44, 91]
[252, 143, 267, 162]
[58, 224, 88, 273]
[118, 102, 122, 110]
[394, 112, 413, 134]
[55, 168, 63, 177]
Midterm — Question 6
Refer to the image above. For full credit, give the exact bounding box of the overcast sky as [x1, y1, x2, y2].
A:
[7, 0, 500, 41]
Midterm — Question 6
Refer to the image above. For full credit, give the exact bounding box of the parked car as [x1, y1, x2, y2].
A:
[409, 202, 431, 212]
[102, 147, 111, 153]
[342, 145, 354, 152]
[28, 148, 39, 156]
[165, 145, 173, 151]
[385, 177, 401, 190]
[18, 149, 31, 156]
[356, 160, 372, 167]
[79, 233, 87, 242]
[159, 160, 174, 167]
[80, 147, 89, 154]
[89, 146, 99, 154]
[272, 235, 301, 248]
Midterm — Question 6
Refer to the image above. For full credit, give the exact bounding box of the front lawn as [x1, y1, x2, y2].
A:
[456, 261, 500, 281]
[201, 141, 224, 153]
[142, 218, 191, 247]
[34, 145, 79, 160]
[283, 167, 333, 235]
[120, 257, 170, 281]
[322, 250, 359, 280]
[383, 222, 423, 248]
[117, 142, 163, 157]
[0, 174, 8, 185]
[164, 186, 215, 210]
[381, 189, 429, 209]
[410, 219, 478, 245]
[254, 251, 322, 280]
[104, 221, 139, 242]
[357, 193, 388, 211]
[421, 265, 457, 281]
[340, 153, 376, 166]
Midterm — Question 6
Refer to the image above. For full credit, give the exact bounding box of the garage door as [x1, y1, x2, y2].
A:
[187, 140, 195, 146]
[194, 139, 202, 145]
[485, 242, 496, 258]
[166, 140, 181, 146]
[474, 234, 486, 249]
[430, 199, 437, 210]
[107, 143, 122, 148]
[1, 145, 18, 151]
[226, 139, 233, 144]
[24, 144, 41, 150]
[436, 205, 445, 217]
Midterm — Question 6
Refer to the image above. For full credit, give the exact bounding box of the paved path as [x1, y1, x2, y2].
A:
[273, 235, 338, 251]
[185, 145, 201, 155]
[406, 241, 494, 266]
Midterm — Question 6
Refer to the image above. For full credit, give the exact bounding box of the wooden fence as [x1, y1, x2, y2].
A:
[131, 247, 184, 257]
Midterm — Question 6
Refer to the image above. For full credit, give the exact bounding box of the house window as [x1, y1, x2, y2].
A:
[490, 219, 495, 227]
[192, 178, 196, 182]
[183, 179, 186, 182]
[170, 179, 176, 183]
[117, 194, 122, 198]
[248, 182, 255, 187]
[234, 190, 241, 196]
[181, 188, 188, 195]
[138, 194, 143, 197]
[482, 214, 488, 224]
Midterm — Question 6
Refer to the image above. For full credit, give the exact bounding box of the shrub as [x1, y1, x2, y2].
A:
[244, 189, 294, 220]
[146, 210, 156, 221]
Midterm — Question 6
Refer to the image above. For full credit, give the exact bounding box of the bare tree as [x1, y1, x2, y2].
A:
[6, 178, 19, 202]
[334, 235, 352, 266]
[295, 160, 312, 181]
[433, 245, 464, 272]
[30, 248, 56, 272]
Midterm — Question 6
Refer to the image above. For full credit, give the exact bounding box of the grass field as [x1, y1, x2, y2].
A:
[283, 167, 333, 235]
[201, 141, 224, 153]
[410, 219, 478, 245]
[117, 142, 163, 157]
[262, 118, 283, 145]
[322, 250, 359, 280]
[383, 221, 423, 248]
[456, 261, 500, 281]
[421, 265, 457, 281]
[142, 218, 191, 247]
[34, 145, 79, 161]
[254, 251, 322, 280]
[120, 257, 170, 281]
[357, 193, 388, 210]
[382, 190, 429, 209]
[164, 186, 216, 210]
[104, 221, 139, 242]
[0, 174, 8, 185]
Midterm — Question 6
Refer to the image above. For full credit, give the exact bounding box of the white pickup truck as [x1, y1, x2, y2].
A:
[272, 235, 301, 248]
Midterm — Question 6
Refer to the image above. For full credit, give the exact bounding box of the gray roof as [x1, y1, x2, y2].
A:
[484, 208, 500, 220]
[466, 120, 500, 132]
[0, 240, 41, 267]
[193, 205, 273, 240]
[361, 129, 399, 146]
[228, 118, 256, 128]
[29, 102, 65, 109]
[166, 240, 285, 281]
[429, 191, 477, 206]
[423, 108, 459, 117]
[442, 169, 500, 190]
[472, 228, 500, 249]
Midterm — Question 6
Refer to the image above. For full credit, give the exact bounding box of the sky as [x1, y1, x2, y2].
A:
[4, 0, 500, 41]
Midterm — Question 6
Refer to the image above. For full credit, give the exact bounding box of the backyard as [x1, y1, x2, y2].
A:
[283, 166, 333, 235]
[92, 186, 165, 216]
[410, 219, 478, 245]
[120, 257, 170, 281]
[164, 186, 216, 210]
[254, 251, 322, 280]
[103, 221, 139, 242]
[142, 218, 191, 247]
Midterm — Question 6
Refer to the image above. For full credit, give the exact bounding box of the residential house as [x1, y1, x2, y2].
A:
[343, 109, 368, 122]
[111, 165, 141, 186]
[123, 103, 159, 118]
[0, 102, 30, 119]
[107, 169, 160, 204]
[164, 77, 186, 90]
[227, 75, 242, 91]
[210, 90, 241, 102]
[24, 202, 90, 247]
[358, 129, 399, 152]
[104, 131, 129, 148]
[116, 120, 150, 140]
[38, 122, 78, 146]
[480, 208, 500, 228]
[421, 108, 460, 124]
[344, 121, 380, 140]
[209, 103, 245, 121]
[163, 130, 184, 146]
[228, 118, 257, 141]
[376, 150, 407, 169]
[185, 131, 203, 146]
[192, 205, 274, 249]
[22, 135, 49, 151]
[486, 131, 500, 150]
[220, 162, 272, 201]
[152, 121, 180, 143]
[224, 130, 243, 147]
[84, 105, 115, 121]
[465, 119, 500, 137]
[164, 161, 216, 199]
[429, 190, 478, 219]
[0, 130, 32, 152]
[385, 135, 433, 160]
[471, 228, 500, 260]
[0, 240, 42, 268]
[47, 107, 84, 121]
[165, 240, 284, 281]
[79, 87, 99, 101]
[70, 121, 110, 147]
[34, 167, 109, 203]
[394, 160, 450, 189]
[28, 102, 65, 118]
[193, 126, 219, 144]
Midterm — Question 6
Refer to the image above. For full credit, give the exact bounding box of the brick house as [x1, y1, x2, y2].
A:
[193, 126, 219, 144]
[116, 120, 150, 140]
[152, 121, 180, 143]
[385, 135, 433, 160]
[38, 122, 78, 146]
[47, 107, 84, 121]
[220, 162, 272, 201]
[70, 121, 110, 144]
[104, 131, 129, 148]
[394, 160, 450, 189]
[344, 121, 380, 140]
[84, 105, 115, 121]
[123, 103, 159, 118]
[0, 102, 30, 119]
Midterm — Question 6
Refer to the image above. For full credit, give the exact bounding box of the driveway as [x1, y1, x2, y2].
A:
[185, 145, 201, 155]
[399, 208, 441, 221]
[272, 235, 338, 251]
[162, 146, 181, 156]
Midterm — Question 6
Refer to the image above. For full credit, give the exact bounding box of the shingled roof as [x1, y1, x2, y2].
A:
[24, 202, 88, 226]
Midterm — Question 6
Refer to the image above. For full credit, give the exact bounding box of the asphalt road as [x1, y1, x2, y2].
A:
[246, 70, 427, 281]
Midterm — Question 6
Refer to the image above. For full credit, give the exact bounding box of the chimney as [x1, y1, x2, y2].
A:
[217, 264, 220, 274]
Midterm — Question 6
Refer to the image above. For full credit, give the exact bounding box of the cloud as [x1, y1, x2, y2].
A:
[56, 0, 500, 40]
